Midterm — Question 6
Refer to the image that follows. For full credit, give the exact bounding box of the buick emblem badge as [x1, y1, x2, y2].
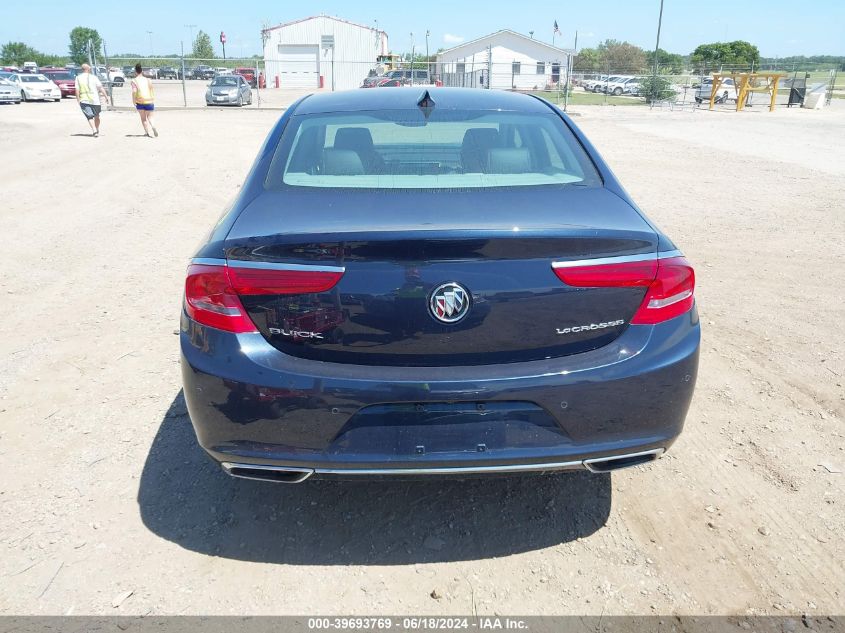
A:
[429, 282, 471, 323]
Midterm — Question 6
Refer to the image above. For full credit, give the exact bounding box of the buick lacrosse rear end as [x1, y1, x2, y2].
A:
[181, 88, 699, 483]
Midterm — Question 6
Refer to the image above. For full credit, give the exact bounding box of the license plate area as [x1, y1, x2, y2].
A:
[327, 401, 568, 457]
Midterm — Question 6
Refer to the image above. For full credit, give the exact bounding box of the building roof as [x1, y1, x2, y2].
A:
[437, 29, 573, 57]
[262, 14, 386, 37]
[293, 87, 553, 115]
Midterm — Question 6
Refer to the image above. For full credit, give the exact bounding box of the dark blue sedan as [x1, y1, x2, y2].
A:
[181, 88, 699, 483]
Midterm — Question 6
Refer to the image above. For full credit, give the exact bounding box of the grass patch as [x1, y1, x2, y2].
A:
[530, 91, 645, 106]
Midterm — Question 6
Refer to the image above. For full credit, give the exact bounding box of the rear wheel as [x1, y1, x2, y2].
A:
[613, 87, 623, 96]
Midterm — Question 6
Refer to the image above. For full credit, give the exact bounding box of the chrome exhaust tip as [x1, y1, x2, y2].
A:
[221, 462, 314, 484]
[582, 448, 664, 473]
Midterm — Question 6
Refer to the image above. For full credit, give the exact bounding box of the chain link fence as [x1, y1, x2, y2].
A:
[87, 55, 841, 111]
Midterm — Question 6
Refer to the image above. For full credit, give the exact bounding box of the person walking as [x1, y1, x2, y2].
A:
[131, 63, 157, 137]
[74, 64, 109, 137]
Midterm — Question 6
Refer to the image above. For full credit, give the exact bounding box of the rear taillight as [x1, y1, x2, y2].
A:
[553, 255, 695, 325]
[226, 266, 344, 295]
[184, 264, 257, 333]
[630, 257, 695, 324]
[184, 262, 345, 333]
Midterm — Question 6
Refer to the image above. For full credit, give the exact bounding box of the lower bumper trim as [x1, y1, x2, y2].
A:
[220, 448, 665, 483]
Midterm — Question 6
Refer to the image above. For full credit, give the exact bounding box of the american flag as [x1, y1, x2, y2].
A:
[553, 21, 561, 35]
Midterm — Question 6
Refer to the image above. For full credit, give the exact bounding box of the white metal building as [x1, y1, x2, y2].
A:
[436, 30, 572, 91]
[262, 15, 388, 90]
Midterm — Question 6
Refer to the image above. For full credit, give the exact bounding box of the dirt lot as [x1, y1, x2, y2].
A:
[0, 97, 843, 616]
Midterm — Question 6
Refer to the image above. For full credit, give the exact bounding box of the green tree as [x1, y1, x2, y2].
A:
[573, 47, 603, 72]
[597, 39, 647, 73]
[690, 41, 760, 70]
[638, 75, 676, 103]
[69, 26, 102, 64]
[192, 30, 215, 60]
[0, 41, 65, 67]
[645, 48, 686, 74]
[1, 41, 40, 66]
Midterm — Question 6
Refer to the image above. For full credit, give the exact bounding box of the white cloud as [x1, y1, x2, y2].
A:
[443, 33, 465, 45]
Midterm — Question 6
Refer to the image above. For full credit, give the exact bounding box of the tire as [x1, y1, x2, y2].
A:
[613, 87, 622, 96]
[592, 85, 601, 93]
[236, 95, 243, 107]
[21, 90, 27, 102]
[695, 97, 702, 104]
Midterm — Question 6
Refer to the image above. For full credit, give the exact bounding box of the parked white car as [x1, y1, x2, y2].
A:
[605, 76, 641, 96]
[107, 66, 125, 85]
[7, 73, 61, 101]
[695, 77, 736, 104]
[582, 75, 608, 92]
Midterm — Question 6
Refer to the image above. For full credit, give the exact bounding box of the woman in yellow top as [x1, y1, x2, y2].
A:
[131, 63, 158, 137]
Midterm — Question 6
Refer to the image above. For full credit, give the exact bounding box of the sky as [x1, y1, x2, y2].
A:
[2, 0, 843, 59]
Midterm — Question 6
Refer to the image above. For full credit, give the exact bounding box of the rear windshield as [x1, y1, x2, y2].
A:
[266, 109, 600, 190]
[45, 72, 72, 80]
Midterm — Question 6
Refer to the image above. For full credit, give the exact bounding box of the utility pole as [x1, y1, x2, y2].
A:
[146, 31, 154, 57]
[651, 0, 664, 107]
[410, 32, 414, 80]
[185, 24, 197, 48]
[425, 29, 430, 78]
[180, 41, 187, 106]
[103, 40, 113, 105]
[652, 0, 664, 78]
[574, 30, 578, 53]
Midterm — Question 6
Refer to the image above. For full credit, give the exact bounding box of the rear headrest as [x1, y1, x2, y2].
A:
[461, 128, 500, 173]
[334, 127, 375, 153]
[487, 148, 532, 174]
[322, 149, 364, 175]
[461, 128, 499, 150]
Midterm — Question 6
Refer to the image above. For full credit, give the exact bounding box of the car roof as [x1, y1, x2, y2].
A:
[294, 87, 552, 115]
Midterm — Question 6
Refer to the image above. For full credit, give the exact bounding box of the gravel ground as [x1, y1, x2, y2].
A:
[0, 97, 843, 616]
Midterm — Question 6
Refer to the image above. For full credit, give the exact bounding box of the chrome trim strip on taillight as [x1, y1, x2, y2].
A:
[190, 257, 346, 274]
[646, 288, 693, 309]
[551, 249, 683, 269]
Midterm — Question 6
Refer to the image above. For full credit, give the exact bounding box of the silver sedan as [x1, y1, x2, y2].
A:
[0, 77, 21, 104]
[205, 75, 252, 107]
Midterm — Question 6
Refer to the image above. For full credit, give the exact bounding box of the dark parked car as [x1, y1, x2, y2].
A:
[191, 65, 215, 80]
[181, 88, 699, 483]
[158, 66, 178, 80]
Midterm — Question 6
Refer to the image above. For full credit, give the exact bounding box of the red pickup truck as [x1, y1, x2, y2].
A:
[233, 67, 257, 88]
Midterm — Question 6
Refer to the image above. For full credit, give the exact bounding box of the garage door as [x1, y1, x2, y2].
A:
[276, 45, 319, 88]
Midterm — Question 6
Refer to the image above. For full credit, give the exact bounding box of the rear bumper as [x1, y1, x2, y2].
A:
[181, 308, 700, 477]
